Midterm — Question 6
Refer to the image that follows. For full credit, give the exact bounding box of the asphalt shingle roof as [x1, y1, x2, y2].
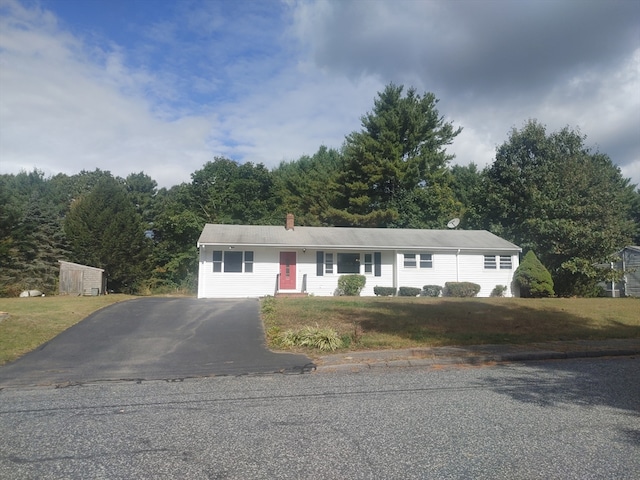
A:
[198, 224, 521, 252]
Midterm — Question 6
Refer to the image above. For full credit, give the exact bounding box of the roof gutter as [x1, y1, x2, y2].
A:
[197, 242, 521, 252]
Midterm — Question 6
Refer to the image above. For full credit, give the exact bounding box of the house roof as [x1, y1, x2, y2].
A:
[197, 224, 521, 252]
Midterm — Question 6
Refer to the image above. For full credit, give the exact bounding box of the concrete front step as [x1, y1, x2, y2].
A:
[275, 292, 309, 298]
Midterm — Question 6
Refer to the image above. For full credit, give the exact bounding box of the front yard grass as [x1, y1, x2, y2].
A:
[0, 295, 135, 365]
[263, 296, 640, 353]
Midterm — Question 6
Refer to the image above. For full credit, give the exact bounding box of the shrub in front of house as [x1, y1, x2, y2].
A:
[491, 285, 507, 297]
[374, 286, 397, 296]
[398, 286, 421, 297]
[337, 275, 367, 296]
[444, 282, 481, 297]
[422, 285, 442, 297]
[514, 250, 554, 298]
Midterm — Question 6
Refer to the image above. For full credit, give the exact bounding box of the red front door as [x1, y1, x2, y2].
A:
[279, 252, 296, 290]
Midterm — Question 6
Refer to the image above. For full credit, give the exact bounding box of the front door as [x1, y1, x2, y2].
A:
[279, 252, 296, 290]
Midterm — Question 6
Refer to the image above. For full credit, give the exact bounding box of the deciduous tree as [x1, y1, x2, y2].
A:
[481, 120, 635, 295]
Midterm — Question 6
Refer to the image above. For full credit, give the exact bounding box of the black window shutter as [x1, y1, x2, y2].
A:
[374, 252, 382, 277]
[316, 251, 324, 276]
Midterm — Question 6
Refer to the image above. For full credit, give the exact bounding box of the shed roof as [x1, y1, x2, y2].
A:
[58, 260, 104, 272]
[197, 224, 521, 252]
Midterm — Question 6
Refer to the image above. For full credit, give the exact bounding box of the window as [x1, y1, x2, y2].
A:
[404, 253, 432, 268]
[214, 250, 254, 273]
[325, 253, 334, 274]
[484, 255, 497, 269]
[419, 253, 433, 268]
[224, 251, 243, 272]
[213, 251, 222, 272]
[404, 253, 417, 268]
[245, 251, 254, 273]
[337, 253, 360, 273]
[500, 255, 512, 269]
[364, 253, 372, 274]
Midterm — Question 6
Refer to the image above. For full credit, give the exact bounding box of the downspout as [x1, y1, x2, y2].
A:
[393, 250, 398, 293]
[197, 243, 204, 298]
[456, 249, 460, 282]
[621, 250, 627, 297]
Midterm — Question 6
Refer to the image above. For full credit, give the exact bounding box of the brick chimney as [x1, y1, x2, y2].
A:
[285, 213, 295, 231]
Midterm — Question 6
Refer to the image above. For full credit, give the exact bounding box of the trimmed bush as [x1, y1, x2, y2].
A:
[491, 285, 507, 297]
[422, 285, 442, 297]
[374, 286, 397, 296]
[398, 286, 421, 297]
[444, 282, 481, 297]
[337, 275, 366, 296]
[514, 250, 554, 298]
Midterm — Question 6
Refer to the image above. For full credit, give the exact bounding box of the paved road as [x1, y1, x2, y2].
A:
[0, 298, 312, 387]
[0, 357, 638, 479]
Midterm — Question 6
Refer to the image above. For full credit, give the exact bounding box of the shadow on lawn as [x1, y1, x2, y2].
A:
[351, 299, 640, 345]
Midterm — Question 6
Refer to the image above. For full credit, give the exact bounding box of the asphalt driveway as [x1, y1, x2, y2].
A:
[0, 298, 313, 387]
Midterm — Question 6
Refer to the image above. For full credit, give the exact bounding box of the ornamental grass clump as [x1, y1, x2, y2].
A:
[277, 325, 343, 351]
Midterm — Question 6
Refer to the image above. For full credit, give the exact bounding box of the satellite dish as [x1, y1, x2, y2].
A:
[447, 218, 460, 229]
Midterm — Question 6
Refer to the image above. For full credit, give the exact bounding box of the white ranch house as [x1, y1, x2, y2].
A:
[197, 215, 521, 299]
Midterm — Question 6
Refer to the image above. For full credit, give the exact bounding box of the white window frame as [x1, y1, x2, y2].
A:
[484, 255, 497, 269]
[499, 255, 512, 269]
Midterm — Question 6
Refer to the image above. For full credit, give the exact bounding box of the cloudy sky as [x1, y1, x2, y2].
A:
[1, 0, 638, 188]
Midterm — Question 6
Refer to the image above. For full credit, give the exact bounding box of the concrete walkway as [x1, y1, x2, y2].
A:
[315, 338, 640, 372]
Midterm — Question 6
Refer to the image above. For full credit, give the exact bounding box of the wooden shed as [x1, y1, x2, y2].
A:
[58, 260, 106, 296]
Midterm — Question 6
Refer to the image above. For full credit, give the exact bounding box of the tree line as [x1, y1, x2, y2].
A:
[1, 84, 638, 297]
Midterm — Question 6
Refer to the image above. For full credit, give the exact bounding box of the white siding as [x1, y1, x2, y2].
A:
[198, 248, 396, 298]
[305, 250, 395, 296]
[395, 252, 519, 297]
[198, 247, 519, 298]
[198, 246, 281, 298]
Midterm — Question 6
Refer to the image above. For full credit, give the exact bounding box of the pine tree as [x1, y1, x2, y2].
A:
[328, 84, 462, 227]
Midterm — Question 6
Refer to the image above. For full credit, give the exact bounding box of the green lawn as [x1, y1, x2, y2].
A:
[263, 296, 640, 352]
[0, 295, 135, 365]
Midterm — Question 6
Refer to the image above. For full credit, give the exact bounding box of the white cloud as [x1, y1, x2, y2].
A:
[1, 0, 638, 190]
[0, 0, 218, 188]
[289, 0, 640, 184]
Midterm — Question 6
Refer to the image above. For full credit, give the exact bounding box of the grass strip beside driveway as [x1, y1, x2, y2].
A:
[263, 297, 640, 353]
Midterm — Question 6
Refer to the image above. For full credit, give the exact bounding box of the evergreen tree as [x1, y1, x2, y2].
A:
[328, 84, 462, 227]
[514, 251, 554, 298]
[64, 176, 151, 292]
[0, 171, 71, 295]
